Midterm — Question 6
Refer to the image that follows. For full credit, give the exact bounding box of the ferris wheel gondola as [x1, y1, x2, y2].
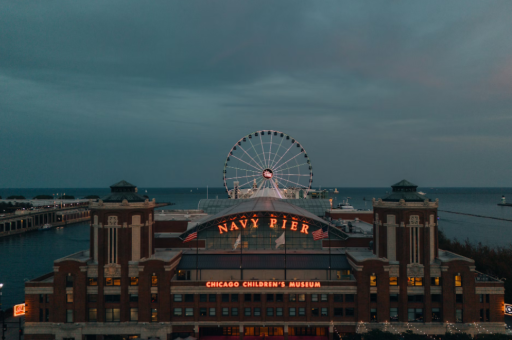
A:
[223, 130, 313, 199]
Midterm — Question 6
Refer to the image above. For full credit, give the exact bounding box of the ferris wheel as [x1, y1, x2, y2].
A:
[223, 130, 313, 199]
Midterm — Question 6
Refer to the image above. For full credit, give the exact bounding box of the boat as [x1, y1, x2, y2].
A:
[336, 198, 357, 211]
[334, 188, 339, 194]
[418, 191, 427, 195]
[39, 224, 52, 231]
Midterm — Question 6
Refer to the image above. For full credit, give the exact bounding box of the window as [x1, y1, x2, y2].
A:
[289, 307, 296, 316]
[267, 308, 274, 316]
[486, 294, 490, 303]
[231, 308, 239, 316]
[174, 308, 182, 316]
[321, 308, 328, 316]
[105, 308, 120, 322]
[254, 308, 261, 316]
[276, 308, 283, 316]
[105, 295, 121, 303]
[370, 309, 377, 322]
[267, 294, 274, 302]
[67, 294, 73, 303]
[151, 294, 158, 303]
[45, 309, 49, 322]
[209, 294, 216, 302]
[407, 277, 423, 286]
[479, 294, 484, 303]
[39, 309, 43, 322]
[345, 308, 355, 316]
[130, 308, 138, 321]
[334, 294, 343, 302]
[370, 294, 377, 302]
[185, 308, 193, 317]
[46, 294, 49, 303]
[486, 309, 490, 322]
[480, 309, 484, 321]
[88, 308, 97, 322]
[337, 270, 351, 279]
[105, 277, 121, 286]
[455, 275, 462, 287]
[312, 294, 318, 302]
[289, 294, 296, 302]
[88, 277, 98, 286]
[370, 275, 377, 286]
[409, 215, 419, 225]
[130, 294, 138, 302]
[408, 295, 423, 303]
[299, 308, 305, 316]
[311, 308, 319, 316]
[254, 294, 261, 302]
[431, 277, 441, 286]
[222, 294, 229, 302]
[276, 294, 283, 302]
[130, 277, 138, 286]
[245, 294, 252, 302]
[222, 308, 229, 316]
[87, 294, 97, 303]
[321, 294, 328, 302]
[200, 308, 207, 316]
[408, 308, 423, 322]
[151, 308, 158, 322]
[231, 294, 239, 302]
[456, 309, 463, 323]
[389, 277, 398, 286]
[390, 308, 398, 322]
[298, 294, 306, 302]
[151, 275, 158, 287]
[185, 294, 194, 302]
[456, 294, 463, 303]
[66, 310, 73, 323]
[209, 308, 216, 316]
[345, 294, 355, 302]
[431, 294, 441, 302]
[432, 308, 441, 322]
[66, 275, 74, 288]
[200, 294, 207, 302]
[245, 308, 251, 316]
[390, 294, 399, 302]
[334, 308, 343, 316]
[177, 270, 191, 280]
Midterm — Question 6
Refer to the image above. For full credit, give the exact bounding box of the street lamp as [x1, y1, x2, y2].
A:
[0, 283, 4, 340]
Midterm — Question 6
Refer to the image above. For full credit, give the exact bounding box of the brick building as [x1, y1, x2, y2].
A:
[24, 180, 506, 340]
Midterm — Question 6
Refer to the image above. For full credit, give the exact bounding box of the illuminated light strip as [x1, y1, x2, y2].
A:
[237, 144, 265, 171]
[225, 174, 261, 180]
[230, 154, 264, 172]
[269, 135, 285, 168]
[272, 174, 311, 176]
[268, 132, 273, 169]
[248, 138, 266, 170]
[225, 166, 261, 174]
[270, 142, 295, 171]
[273, 151, 305, 172]
[259, 133, 268, 169]
[269, 178, 283, 199]
[273, 175, 309, 189]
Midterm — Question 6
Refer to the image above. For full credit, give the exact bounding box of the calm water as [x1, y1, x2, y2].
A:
[1, 187, 512, 309]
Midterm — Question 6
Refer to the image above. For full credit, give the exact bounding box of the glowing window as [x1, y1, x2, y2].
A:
[370, 275, 377, 286]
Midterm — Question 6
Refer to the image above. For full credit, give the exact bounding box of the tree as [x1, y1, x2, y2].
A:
[7, 195, 25, 199]
[33, 195, 53, 199]
[363, 329, 399, 340]
[442, 332, 473, 340]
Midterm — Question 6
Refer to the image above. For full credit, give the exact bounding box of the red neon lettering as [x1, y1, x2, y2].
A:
[230, 222, 239, 231]
[300, 224, 309, 234]
[314, 282, 321, 287]
[282, 220, 287, 229]
[218, 224, 228, 234]
[291, 221, 298, 231]
[239, 220, 248, 228]
[289, 282, 296, 287]
[219, 282, 223, 287]
[300, 282, 305, 288]
[206, 282, 211, 288]
[243, 282, 248, 287]
[308, 282, 314, 288]
[251, 219, 259, 228]
[270, 219, 277, 228]
[234, 282, 240, 287]
[228, 282, 233, 287]
[264, 282, 268, 287]
[281, 282, 286, 288]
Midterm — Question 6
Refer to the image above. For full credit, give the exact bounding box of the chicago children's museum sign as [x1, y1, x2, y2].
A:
[206, 281, 322, 288]
[217, 218, 311, 235]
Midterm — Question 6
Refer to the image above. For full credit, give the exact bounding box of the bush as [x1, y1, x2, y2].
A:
[7, 195, 25, 199]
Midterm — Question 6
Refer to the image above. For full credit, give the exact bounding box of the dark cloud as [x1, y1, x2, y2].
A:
[1, 0, 512, 188]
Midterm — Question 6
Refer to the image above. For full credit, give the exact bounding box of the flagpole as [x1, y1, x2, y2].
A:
[196, 229, 199, 281]
[328, 224, 331, 281]
[240, 231, 243, 280]
[284, 231, 287, 280]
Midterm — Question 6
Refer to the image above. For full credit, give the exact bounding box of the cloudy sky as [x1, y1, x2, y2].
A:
[1, 0, 512, 188]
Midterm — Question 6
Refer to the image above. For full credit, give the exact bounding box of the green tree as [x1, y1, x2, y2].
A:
[442, 332, 473, 340]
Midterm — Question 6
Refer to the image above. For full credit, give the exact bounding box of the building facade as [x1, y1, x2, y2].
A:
[24, 180, 506, 340]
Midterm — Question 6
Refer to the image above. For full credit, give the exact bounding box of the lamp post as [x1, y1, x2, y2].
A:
[0, 283, 5, 340]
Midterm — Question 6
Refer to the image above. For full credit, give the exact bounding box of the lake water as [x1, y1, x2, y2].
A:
[1, 187, 511, 309]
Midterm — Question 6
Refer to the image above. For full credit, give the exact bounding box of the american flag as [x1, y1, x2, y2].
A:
[312, 226, 329, 241]
[183, 231, 198, 243]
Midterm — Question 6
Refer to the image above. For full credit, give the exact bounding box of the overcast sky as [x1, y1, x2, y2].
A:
[1, 1, 512, 188]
